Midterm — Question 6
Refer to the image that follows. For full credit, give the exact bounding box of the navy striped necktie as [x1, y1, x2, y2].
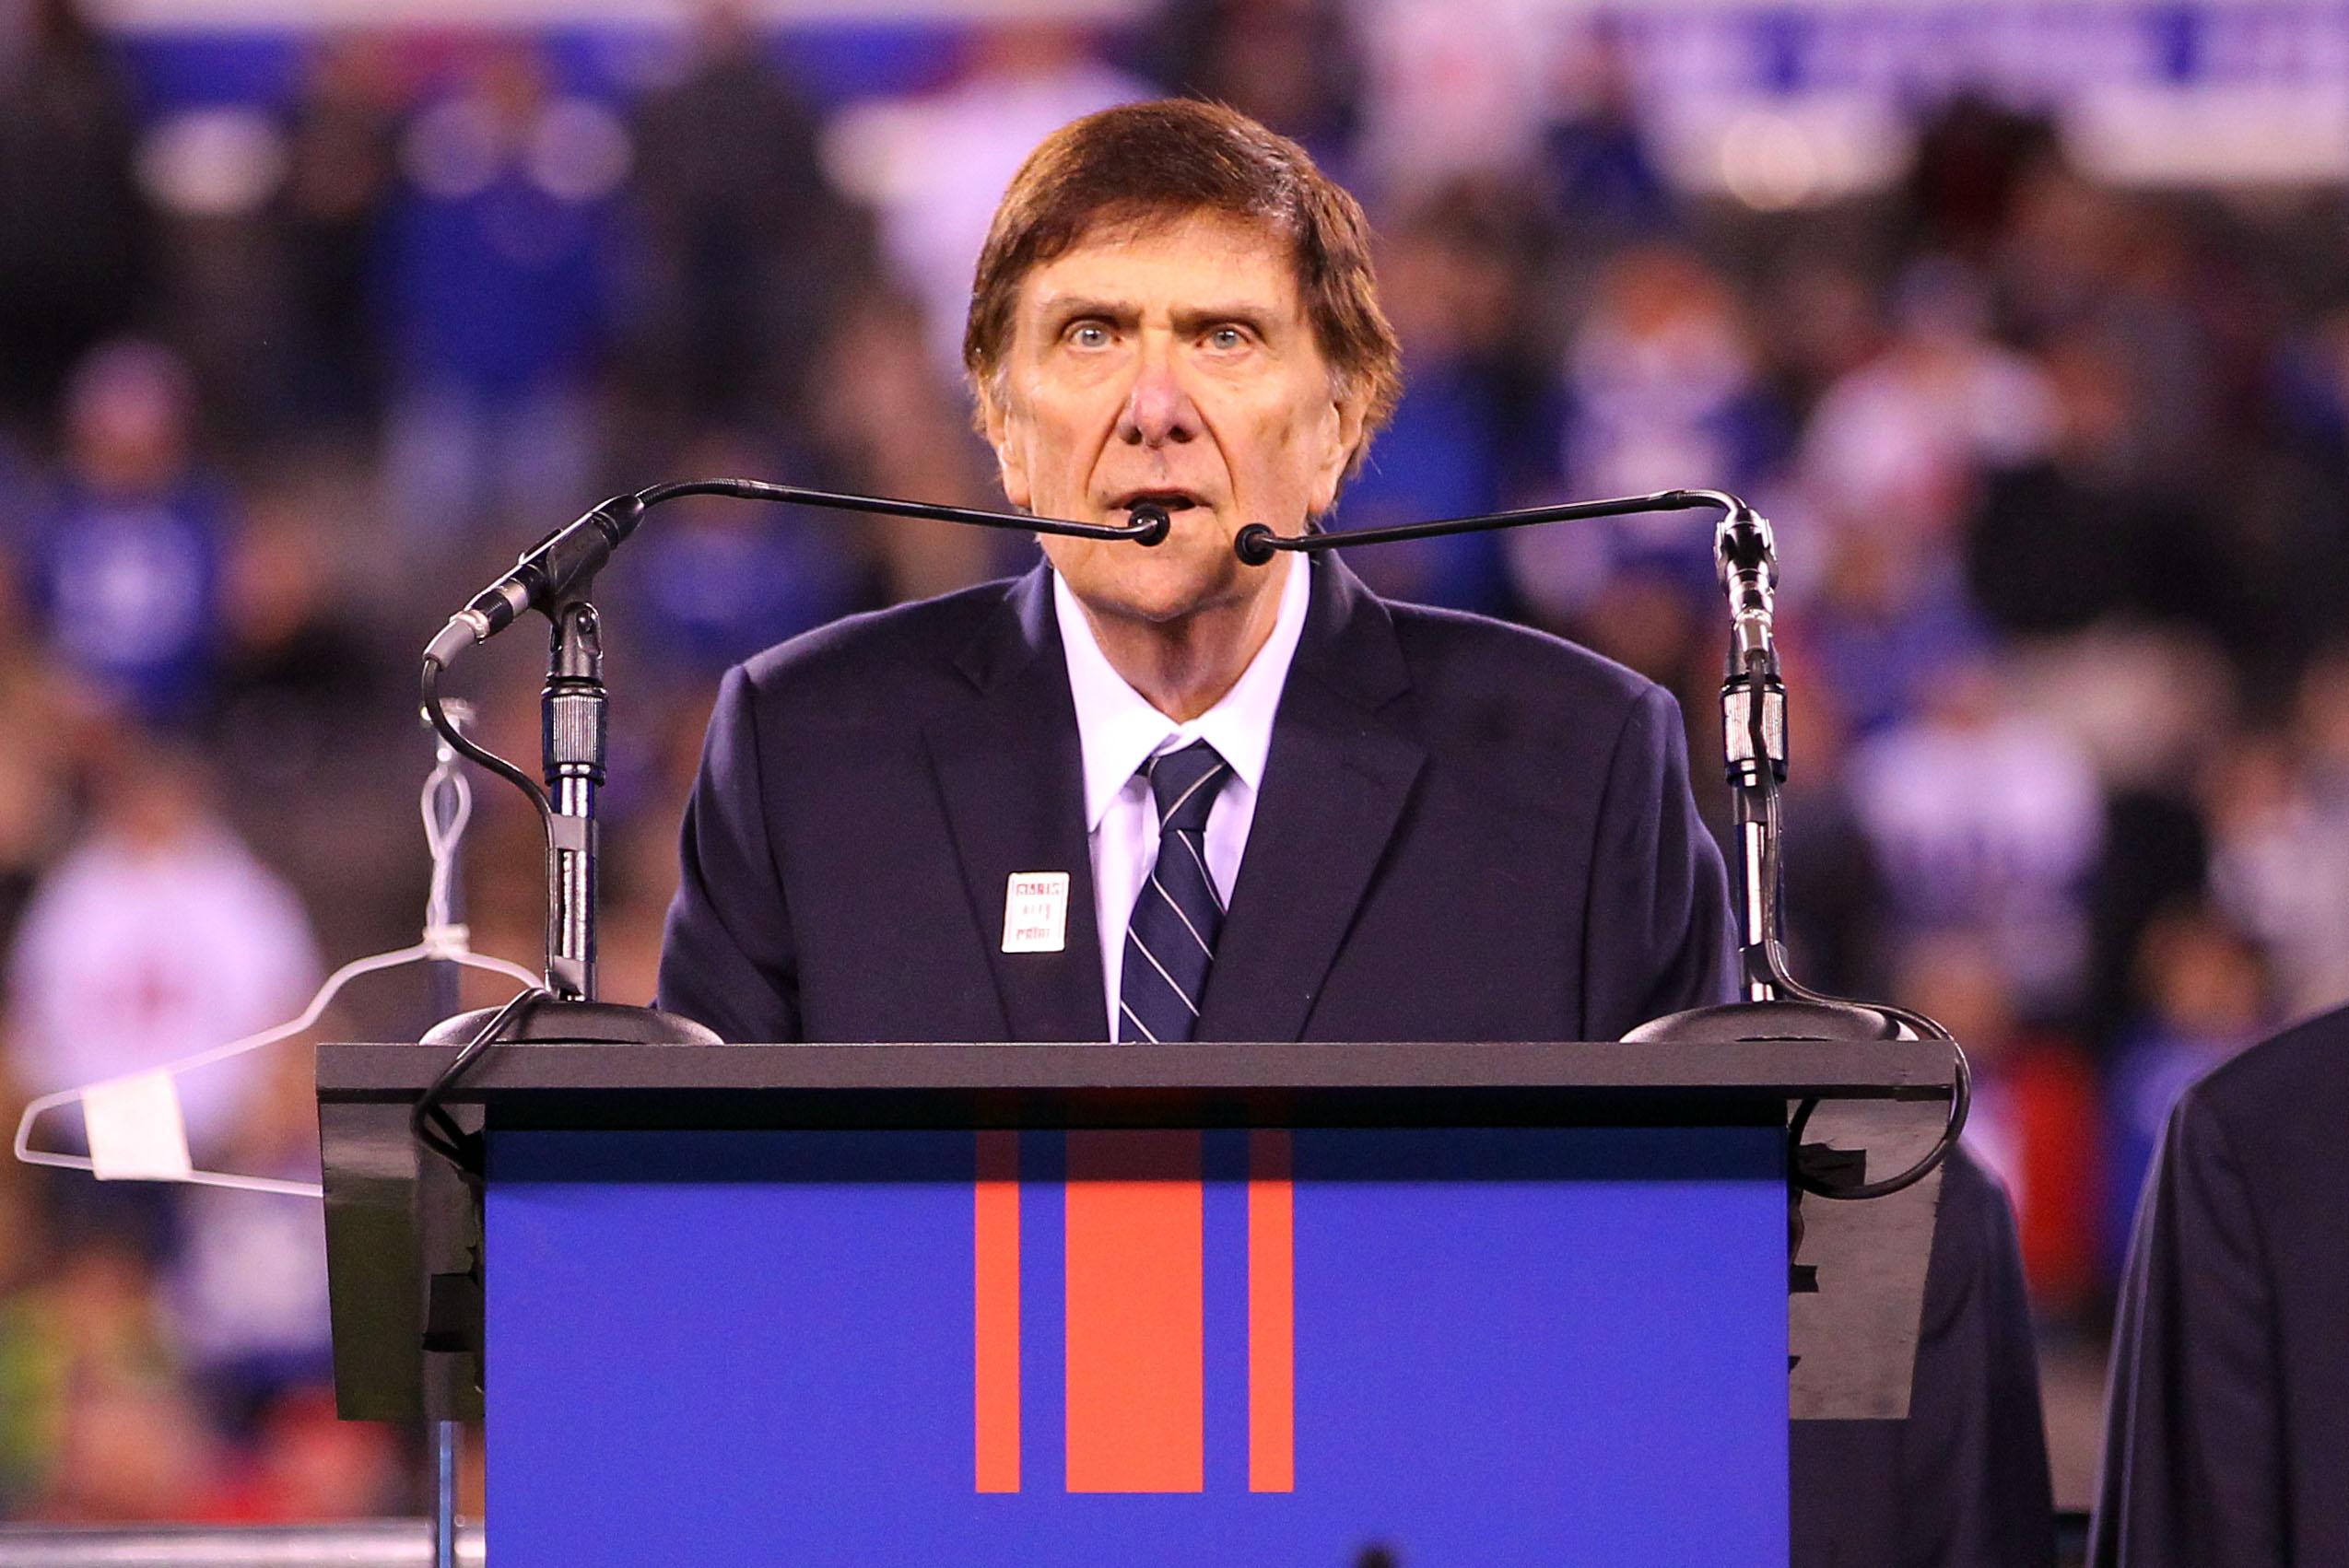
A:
[1118, 740, 1230, 1044]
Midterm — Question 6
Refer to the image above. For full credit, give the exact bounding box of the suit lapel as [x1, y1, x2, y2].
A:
[922, 567, 1108, 1042]
[1198, 557, 1425, 1042]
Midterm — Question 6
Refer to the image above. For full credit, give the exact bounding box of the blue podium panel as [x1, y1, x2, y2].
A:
[484, 1126, 1789, 1567]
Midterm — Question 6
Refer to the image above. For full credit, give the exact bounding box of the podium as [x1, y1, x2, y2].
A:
[319, 1040, 1951, 1566]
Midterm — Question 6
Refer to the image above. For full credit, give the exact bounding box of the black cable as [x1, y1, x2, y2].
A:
[420, 656, 556, 999]
[1741, 654, 1971, 1199]
[423, 655, 550, 827]
[411, 986, 548, 1188]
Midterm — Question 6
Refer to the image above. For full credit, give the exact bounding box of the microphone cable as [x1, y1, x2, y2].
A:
[1740, 645, 1971, 1201]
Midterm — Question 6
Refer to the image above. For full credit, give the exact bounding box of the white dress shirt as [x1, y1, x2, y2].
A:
[1053, 555, 1311, 1039]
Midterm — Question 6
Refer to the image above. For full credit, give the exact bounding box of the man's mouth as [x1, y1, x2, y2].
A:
[1111, 490, 1205, 520]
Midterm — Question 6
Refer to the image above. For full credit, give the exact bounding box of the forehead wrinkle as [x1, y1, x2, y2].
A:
[1032, 291, 1137, 330]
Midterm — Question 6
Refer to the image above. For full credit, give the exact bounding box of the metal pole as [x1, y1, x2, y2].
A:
[541, 601, 605, 1001]
[433, 1422, 461, 1568]
[1720, 668, 1787, 1002]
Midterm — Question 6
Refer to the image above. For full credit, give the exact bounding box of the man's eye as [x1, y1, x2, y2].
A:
[1205, 326, 1251, 351]
[1066, 322, 1111, 348]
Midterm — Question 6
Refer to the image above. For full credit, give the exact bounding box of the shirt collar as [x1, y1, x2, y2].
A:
[1054, 552, 1311, 833]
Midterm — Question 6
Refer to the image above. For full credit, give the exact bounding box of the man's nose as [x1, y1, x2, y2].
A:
[1117, 346, 1198, 448]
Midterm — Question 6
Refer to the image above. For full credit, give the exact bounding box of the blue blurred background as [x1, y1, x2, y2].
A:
[2, 0, 2347, 1522]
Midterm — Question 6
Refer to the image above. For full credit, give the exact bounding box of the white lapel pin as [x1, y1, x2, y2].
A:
[1002, 872, 1070, 954]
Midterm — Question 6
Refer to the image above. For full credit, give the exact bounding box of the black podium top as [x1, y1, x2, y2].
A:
[317, 1040, 1955, 1422]
[319, 1037, 1949, 1124]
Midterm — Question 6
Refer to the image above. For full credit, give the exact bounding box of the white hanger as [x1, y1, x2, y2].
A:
[12, 744, 541, 1199]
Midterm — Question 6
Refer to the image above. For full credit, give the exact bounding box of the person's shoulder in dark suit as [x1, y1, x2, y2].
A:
[728, 572, 1016, 729]
[1384, 594, 1661, 713]
[1285, 577, 1733, 1043]
[652, 574, 1029, 1045]
[1392, 597, 1735, 1039]
[2092, 1000, 2349, 1567]
[1379, 595, 1685, 795]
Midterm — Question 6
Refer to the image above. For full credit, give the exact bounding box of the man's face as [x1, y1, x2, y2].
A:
[981, 208, 1365, 625]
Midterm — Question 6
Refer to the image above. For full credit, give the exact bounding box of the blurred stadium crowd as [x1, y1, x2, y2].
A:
[2, 0, 2347, 1523]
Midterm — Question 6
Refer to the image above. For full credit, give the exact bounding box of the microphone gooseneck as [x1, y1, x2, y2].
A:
[1232, 487, 1749, 567]
[427, 481, 1169, 670]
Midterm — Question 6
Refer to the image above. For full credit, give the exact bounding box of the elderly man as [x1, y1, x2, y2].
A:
[659, 98, 1723, 1047]
[658, 99, 2050, 1563]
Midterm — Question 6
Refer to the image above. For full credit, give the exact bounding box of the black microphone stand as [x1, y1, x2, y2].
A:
[1238, 489, 1969, 1201]
[420, 564, 718, 1047]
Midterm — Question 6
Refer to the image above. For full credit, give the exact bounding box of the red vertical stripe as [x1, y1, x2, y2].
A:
[1063, 1129, 1204, 1492]
[1248, 1129, 1296, 1492]
[974, 1130, 1021, 1492]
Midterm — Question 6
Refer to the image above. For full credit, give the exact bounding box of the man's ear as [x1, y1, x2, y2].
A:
[1307, 381, 1370, 516]
[979, 381, 1033, 511]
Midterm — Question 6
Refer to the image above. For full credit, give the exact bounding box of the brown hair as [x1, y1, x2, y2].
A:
[963, 99, 1403, 473]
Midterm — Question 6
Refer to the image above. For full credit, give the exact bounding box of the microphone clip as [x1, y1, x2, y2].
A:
[1714, 506, 1778, 675]
[426, 494, 648, 667]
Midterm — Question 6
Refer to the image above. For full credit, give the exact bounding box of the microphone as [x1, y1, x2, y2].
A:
[1127, 502, 1171, 546]
[427, 495, 646, 666]
[1715, 506, 1777, 674]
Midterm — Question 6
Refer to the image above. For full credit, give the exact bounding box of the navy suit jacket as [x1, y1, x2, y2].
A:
[657, 555, 2053, 1565]
[2092, 1002, 2349, 1567]
[657, 556, 1728, 1047]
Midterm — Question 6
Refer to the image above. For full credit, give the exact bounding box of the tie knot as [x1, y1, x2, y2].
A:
[1147, 740, 1227, 835]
